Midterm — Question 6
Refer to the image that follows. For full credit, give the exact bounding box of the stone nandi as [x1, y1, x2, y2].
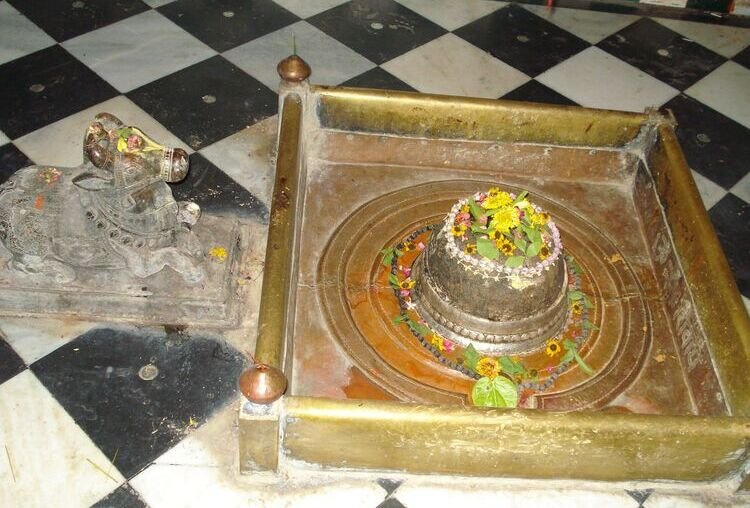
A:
[0, 113, 205, 283]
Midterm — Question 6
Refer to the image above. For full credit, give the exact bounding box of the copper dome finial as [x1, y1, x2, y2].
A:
[277, 54, 311, 83]
[239, 362, 288, 404]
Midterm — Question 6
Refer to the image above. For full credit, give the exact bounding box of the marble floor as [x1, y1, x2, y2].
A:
[0, 0, 749, 506]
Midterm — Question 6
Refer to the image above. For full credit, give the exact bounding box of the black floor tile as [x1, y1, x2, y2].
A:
[454, 4, 590, 77]
[0, 46, 118, 139]
[500, 79, 578, 106]
[31, 327, 247, 479]
[376, 478, 403, 496]
[308, 0, 446, 65]
[597, 18, 726, 90]
[708, 194, 749, 298]
[158, 0, 299, 52]
[7, 0, 149, 42]
[0, 338, 26, 386]
[663, 94, 750, 189]
[128, 56, 277, 150]
[0, 144, 33, 185]
[171, 153, 268, 221]
[376, 497, 407, 508]
[733, 45, 750, 70]
[91, 483, 149, 508]
[341, 67, 416, 92]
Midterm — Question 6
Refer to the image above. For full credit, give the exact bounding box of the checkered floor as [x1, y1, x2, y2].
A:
[0, 0, 749, 506]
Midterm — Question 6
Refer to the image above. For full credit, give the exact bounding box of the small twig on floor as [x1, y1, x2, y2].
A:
[106, 447, 119, 479]
[85, 458, 119, 483]
[5, 445, 16, 483]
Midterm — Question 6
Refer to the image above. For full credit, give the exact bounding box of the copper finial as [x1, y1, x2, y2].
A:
[277, 55, 311, 83]
[239, 362, 288, 404]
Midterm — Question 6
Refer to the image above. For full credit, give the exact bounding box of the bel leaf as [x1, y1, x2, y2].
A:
[505, 256, 524, 268]
[471, 376, 519, 408]
[574, 352, 594, 376]
[381, 247, 395, 267]
[468, 198, 484, 221]
[513, 237, 527, 252]
[512, 190, 528, 204]
[582, 320, 600, 331]
[526, 240, 541, 258]
[477, 237, 500, 260]
[392, 315, 408, 325]
[464, 344, 479, 371]
[567, 290, 584, 301]
[388, 274, 399, 286]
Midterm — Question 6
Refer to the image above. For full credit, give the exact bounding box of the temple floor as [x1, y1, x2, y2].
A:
[0, 0, 749, 506]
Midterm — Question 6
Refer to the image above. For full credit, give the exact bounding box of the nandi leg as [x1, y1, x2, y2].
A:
[11, 254, 76, 283]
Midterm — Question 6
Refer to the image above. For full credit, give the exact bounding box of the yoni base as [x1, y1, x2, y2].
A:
[0, 215, 244, 327]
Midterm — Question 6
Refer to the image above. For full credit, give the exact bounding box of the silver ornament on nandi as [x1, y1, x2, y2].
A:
[0, 113, 205, 284]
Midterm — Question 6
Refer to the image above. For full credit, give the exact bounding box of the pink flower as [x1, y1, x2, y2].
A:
[544, 365, 555, 373]
[127, 134, 143, 151]
[442, 339, 455, 353]
[399, 289, 411, 298]
[416, 242, 426, 251]
[456, 212, 471, 223]
[399, 265, 412, 277]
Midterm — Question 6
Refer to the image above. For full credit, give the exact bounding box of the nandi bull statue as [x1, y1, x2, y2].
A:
[0, 113, 205, 284]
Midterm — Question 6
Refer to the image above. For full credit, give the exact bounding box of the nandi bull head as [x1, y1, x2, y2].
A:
[0, 113, 205, 284]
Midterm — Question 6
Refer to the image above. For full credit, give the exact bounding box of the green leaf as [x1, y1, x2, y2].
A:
[512, 191, 528, 205]
[381, 247, 395, 267]
[500, 356, 525, 376]
[468, 198, 484, 221]
[388, 274, 400, 286]
[471, 376, 519, 408]
[583, 295, 594, 309]
[582, 320, 600, 331]
[574, 352, 594, 376]
[476, 237, 499, 260]
[567, 290, 584, 301]
[566, 255, 582, 275]
[464, 344, 479, 371]
[526, 239, 542, 258]
[407, 319, 431, 336]
[471, 225, 489, 234]
[561, 349, 575, 363]
[505, 256, 524, 268]
[392, 315, 408, 325]
[513, 237, 527, 252]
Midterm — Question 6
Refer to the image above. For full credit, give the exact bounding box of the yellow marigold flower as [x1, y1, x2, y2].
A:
[482, 191, 513, 210]
[538, 244, 550, 260]
[399, 279, 416, 290]
[209, 246, 228, 262]
[498, 241, 515, 256]
[546, 338, 562, 357]
[492, 207, 521, 233]
[571, 300, 584, 315]
[489, 229, 503, 241]
[451, 224, 467, 237]
[402, 241, 415, 252]
[488, 187, 501, 197]
[476, 357, 501, 379]
[460, 204, 470, 214]
[430, 335, 445, 352]
[464, 243, 477, 254]
[530, 211, 550, 226]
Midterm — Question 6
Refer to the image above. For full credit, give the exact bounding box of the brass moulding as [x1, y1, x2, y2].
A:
[241, 56, 750, 485]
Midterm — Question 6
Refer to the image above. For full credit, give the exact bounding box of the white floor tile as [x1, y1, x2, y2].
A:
[396, 0, 504, 31]
[0, 2, 56, 66]
[272, 0, 350, 18]
[382, 33, 529, 98]
[142, 0, 175, 6]
[199, 115, 278, 207]
[0, 371, 125, 508]
[523, 5, 640, 44]
[654, 18, 750, 58]
[730, 171, 750, 204]
[62, 10, 216, 93]
[224, 21, 374, 91]
[14, 95, 193, 168]
[691, 169, 728, 210]
[686, 61, 750, 130]
[0, 317, 101, 364]
[536, 47, 678, 112]
[0, 130, 9, 146]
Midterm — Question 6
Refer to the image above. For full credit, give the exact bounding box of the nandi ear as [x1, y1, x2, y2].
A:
[72, 172, 113, 191]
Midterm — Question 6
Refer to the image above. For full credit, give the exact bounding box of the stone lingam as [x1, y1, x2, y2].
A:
[0, 113, 247, 326]
[412, 188, 569, 355]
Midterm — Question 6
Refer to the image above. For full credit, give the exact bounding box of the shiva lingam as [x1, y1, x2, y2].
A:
[0, 113, 205, 284]
[412, 188, 568, 356]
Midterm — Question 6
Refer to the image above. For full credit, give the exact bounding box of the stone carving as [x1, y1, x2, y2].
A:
[0, 113, 205, 284]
